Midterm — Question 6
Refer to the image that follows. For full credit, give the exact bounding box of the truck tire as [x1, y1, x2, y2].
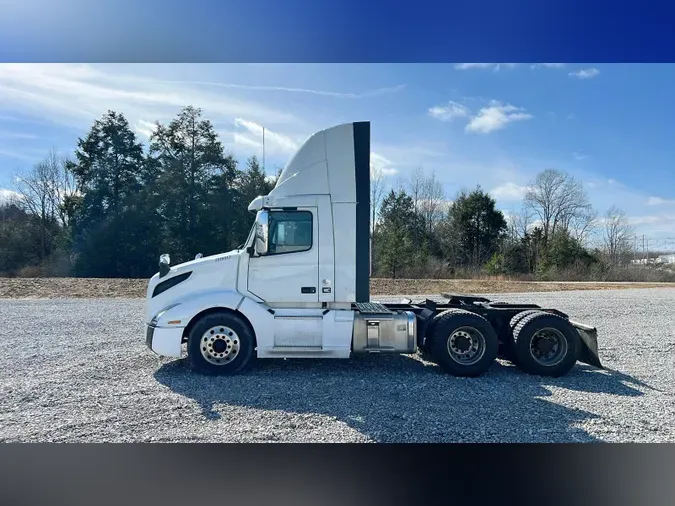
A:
[512, 311, 579, 377]
[509, 309, 543, 330]
[186, 311, 255, 376]
[501, 310, 543, 364]
[419, 309, 452, 355]
[429, 309, 499, 377]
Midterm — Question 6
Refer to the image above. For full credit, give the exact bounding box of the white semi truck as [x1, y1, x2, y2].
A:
[144, 121, 602, 378]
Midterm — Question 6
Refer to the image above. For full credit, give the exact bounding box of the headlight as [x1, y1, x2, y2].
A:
[151, 303, 181, 325]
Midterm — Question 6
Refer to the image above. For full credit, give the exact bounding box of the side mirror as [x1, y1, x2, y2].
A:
[254, 209, 269, 256]
[159, 253, 171, 278]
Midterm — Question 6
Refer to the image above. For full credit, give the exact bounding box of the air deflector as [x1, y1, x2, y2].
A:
[353, 121, 370, 303]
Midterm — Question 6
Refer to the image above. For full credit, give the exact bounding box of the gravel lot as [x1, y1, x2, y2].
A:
[1, 288, 673, 442]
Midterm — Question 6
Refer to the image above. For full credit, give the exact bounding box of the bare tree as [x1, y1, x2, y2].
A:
[407, 166, 425, 215]
[507, 205, 533, 240]
[603, 205, 634, 265]
[14, 149, 73, 260]
[401, 167, 447, 237]
[524, 168, 592, 245]
[370, 166, 387, 236]
[419, 170, 446, 236]
[53, 154, 77, 228]
[569, 207, 598, 247]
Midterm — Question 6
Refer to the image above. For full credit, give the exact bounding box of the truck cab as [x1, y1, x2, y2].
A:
[144, 121, 602, 378]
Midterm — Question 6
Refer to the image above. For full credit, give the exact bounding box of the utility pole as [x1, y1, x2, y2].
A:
[262, 127, 266, 172]
[642, 234, 645, 263]
[633, 235, 637, 263]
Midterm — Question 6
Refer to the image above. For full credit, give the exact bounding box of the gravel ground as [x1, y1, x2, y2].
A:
[1, 288, 673, 442]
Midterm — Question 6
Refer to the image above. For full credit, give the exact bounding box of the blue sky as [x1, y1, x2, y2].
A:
[2, 63, 675, 242]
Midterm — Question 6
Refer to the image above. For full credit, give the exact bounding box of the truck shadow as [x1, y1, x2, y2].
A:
[154, 355, 647, 443]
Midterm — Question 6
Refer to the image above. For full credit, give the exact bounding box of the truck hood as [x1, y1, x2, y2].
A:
[145, 249, 243, 322]
[164, 249, 242, 276]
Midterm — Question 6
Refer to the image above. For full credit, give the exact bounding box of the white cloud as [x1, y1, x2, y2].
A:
[454, 63, 519, 71]
[531, 63, 566, 69]
[573, 152, 587, 160]
[231, 118, 300, 158]
[626, 215, 675, 234]
[370, 141, 447, 167]
[454, 63, 495, 70]
[0, 147, 42, 162]
[428, 101, 470, 121]
[0, 64, 304, 133]
[133, 119, 158, 139]
[0, 188, 22, 205]
[490, 182, 529, 201]
[419, 198, 453, 214]
[629, 215, 662, 226]
[647, 196, 675, 206]
[456, 63, 567, 72]
[142, 79, 406, 99]
[0, 130, 39, 139]
[569, 68, 600, 79]
[465, 100, 533, 134]
[370, 152, 398, 176]
[0, 65, 405, 148]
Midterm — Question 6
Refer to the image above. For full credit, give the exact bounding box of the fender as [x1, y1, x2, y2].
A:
[153, 289, 276, 351]
[153, 289, 246, 326]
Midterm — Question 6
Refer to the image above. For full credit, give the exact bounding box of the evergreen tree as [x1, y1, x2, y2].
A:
[445, 186, 507, 266]
[230, 155, 277, 245]
[67, 110, 148, 277]
[150, 106, 230, 262]
[375, 189, 417, 278]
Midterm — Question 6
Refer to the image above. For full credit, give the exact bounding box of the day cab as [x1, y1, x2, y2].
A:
[144, 121, 602, 378]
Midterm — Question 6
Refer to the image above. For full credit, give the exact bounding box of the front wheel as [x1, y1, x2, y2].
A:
[429, 309, 499, 377]
[187, 311, 256, 375]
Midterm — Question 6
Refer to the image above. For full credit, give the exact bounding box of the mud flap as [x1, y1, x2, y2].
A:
[569, 320, 603, 369]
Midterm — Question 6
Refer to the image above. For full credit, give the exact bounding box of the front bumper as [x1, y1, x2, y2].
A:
[145, 323, 184, 358]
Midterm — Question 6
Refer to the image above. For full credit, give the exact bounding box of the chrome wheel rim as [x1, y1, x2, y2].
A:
[447, 326, 486, 365]
[529, 327, 567, 366]
[200, 325, 240, 365]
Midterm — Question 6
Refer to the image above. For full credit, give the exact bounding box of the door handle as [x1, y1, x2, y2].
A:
[301, 287, 316, 294]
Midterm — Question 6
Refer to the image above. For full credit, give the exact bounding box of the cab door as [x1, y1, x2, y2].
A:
[247, 208, 319, 304]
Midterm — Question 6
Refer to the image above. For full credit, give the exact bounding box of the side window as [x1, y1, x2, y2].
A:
[268, 211, 313, 255]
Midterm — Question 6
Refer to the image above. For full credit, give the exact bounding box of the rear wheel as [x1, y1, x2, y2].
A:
[501, 310, 543, 364]
[512, 311, 579, 377]
[187, 311, 255, 375]
[419, 309, 451, 356]
[429, 309, 499, 377]
[509, 309, 543, 330]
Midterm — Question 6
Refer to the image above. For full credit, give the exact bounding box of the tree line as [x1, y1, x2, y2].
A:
[370, 167, 663, 281]
[0, 106, 667, 281]
[1, 107, 276, 278]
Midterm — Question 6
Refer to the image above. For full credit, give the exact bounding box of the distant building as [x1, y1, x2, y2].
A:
[631, 254, 675, 265]
[656, 254, 675, 264]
